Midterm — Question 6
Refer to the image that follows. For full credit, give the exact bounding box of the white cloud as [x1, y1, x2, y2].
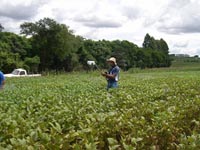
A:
[1, 0, 200, 55]
[157, 0, 200, 34]
[73, 15, 122, 28]
[173, 41, 189, 48]
[0, 0, 46, 20]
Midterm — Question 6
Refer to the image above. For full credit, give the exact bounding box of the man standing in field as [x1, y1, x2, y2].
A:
[0, 70, 5, 90]
[101, 57, 120, 90]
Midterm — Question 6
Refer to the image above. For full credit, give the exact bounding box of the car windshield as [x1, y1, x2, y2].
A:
[12, 69, 20, 75]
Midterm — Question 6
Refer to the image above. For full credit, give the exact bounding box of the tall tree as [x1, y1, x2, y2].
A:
[0, 32, 31, 58]
[143, 33, 157, 50]
[0, 31, 33, 72]
[20, 18, 79, 71]
[0, 51, 23, 73]
[0, 24, 4, 32]
[159, 38, 169, 54]
[24, 56, 40, 73]
[110, 40, 138, 70]
[142, 33, 171, 68]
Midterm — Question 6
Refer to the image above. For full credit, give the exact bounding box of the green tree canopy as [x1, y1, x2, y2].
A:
[0, 32, 31, 58]
[20, 18, 80, 71]
[0, 24, 4, 32]
[0, 18, 172, 72]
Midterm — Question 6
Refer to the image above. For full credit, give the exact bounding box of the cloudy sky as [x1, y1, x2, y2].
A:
[0, 0, 200, 56]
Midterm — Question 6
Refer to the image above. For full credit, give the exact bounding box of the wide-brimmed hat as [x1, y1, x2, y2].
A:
[107, 57, 117, 65]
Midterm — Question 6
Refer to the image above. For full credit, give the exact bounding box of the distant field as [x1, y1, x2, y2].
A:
[171, 57, 200, 68]
[1, 70, 200, 149]
[171, 61, 200, 68]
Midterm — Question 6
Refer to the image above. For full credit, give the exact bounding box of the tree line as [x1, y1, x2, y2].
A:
[0, 18, 171, 73]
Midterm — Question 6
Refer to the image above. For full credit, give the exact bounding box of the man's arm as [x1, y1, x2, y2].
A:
[101, 72, 116, 79]
[101, 67, 119, 79]
[0, 73, 5, 89]
[2, 80, 5, 87]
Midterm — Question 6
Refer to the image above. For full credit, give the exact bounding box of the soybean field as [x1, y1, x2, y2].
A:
[1, 70, 200, 150]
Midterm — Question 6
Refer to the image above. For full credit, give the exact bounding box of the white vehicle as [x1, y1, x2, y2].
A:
[87, 60, 100, 71]
[87, 60, 96, 65]
[4, 68, 41, 77]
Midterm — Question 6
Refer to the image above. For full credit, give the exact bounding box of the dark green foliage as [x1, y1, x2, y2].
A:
[0, 32, 31, 57]
[20, 18, 81, 72]
[83, 39, 112, 69]
[110, 40, 138, 70]
[24, 56, 40, 73]
[0, 32, 33, 72]
[0, 51, 23, 73]
[143, 33, 169, 54]
[141, 33, 171, 68]
[143, 33, 157, 50]
[0, 24, 4, 32]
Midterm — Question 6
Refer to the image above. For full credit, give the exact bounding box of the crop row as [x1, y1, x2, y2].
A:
[0, 71, 200, 149]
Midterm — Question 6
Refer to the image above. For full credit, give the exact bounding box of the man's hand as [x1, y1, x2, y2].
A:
[0, 80, 5, 90]
[101, 71, 107, 77]
[101, 72, 115, 80]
